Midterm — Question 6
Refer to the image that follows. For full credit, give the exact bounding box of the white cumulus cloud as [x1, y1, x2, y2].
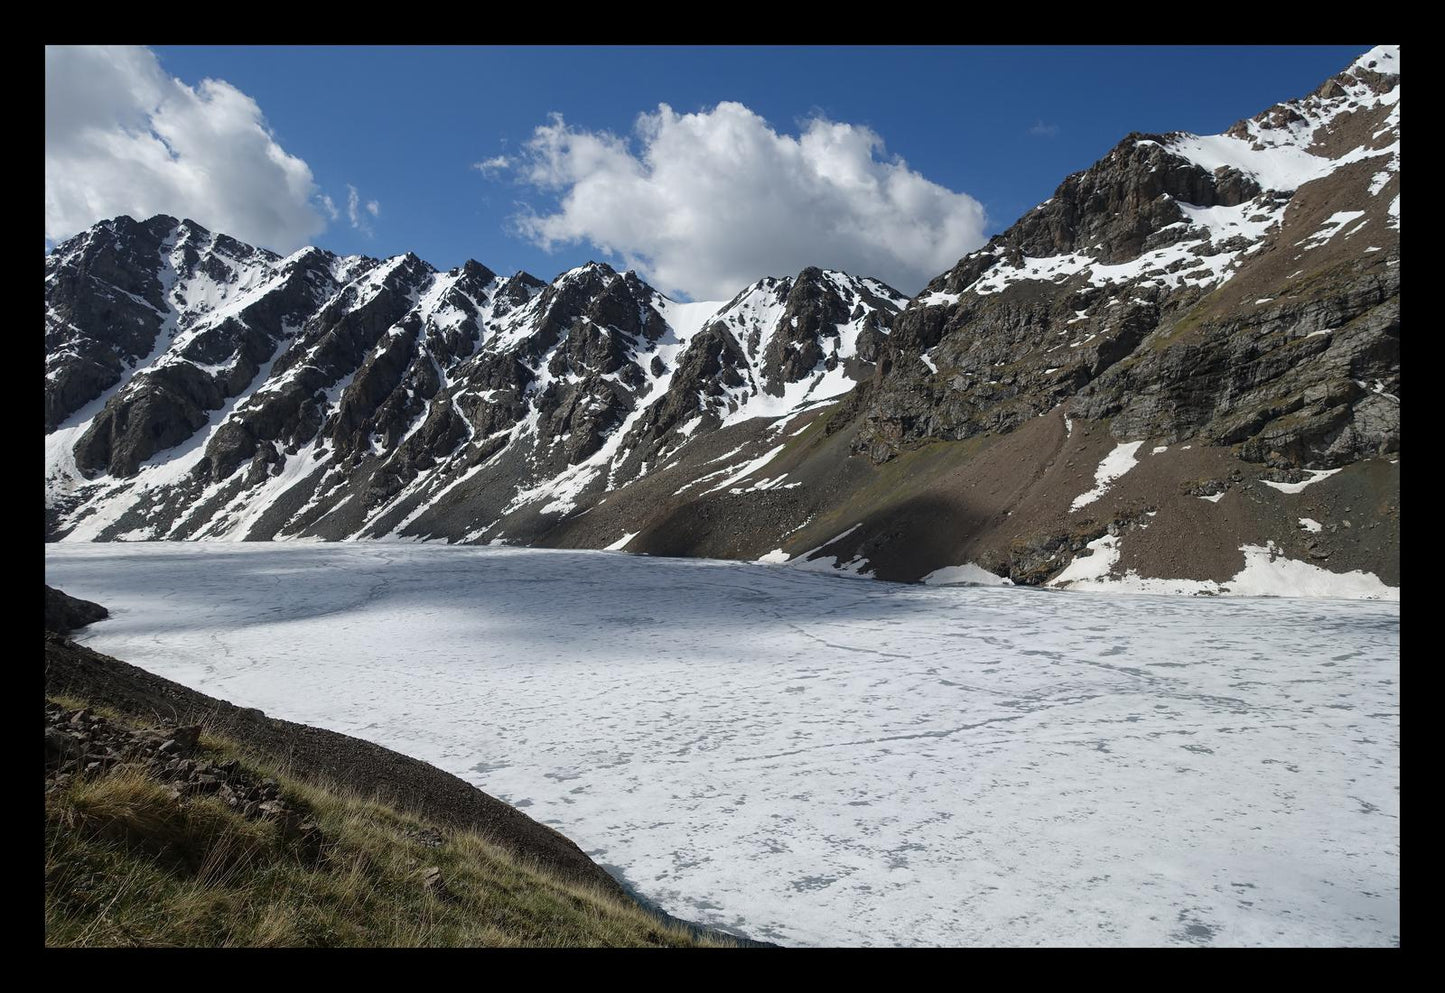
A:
[45, 45, 327, 252]
[506, 102, 988, 299]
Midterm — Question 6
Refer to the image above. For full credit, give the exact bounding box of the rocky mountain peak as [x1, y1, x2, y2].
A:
[172, 216, 210, 239]
[457, 259, 497, 284]
[866, 47, 1398, 475]
[1339, 44, 1399, 89]
[279, 245, 336, 275]
[1213, 44, 1398, 173]
[999, 132, 1261, 266]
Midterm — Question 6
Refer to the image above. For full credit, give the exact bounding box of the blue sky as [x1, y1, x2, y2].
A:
[47, 45, 1370, 299]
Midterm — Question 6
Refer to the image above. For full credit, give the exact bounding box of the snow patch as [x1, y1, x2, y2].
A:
[1048, 534, 1121, 585]
[604, 531, 638, 552]
[699, 445, 786, 496]
[1229, 543, 1396, 600]
[1071, 441, 1145, 511]
[1261, 468, 1343, 494]
[922, 563, 1012, 586]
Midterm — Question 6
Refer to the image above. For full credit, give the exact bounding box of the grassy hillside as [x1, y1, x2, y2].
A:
[44, 695, 719, 948]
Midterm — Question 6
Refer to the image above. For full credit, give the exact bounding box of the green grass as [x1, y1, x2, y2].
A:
[45, 698, 723, 948]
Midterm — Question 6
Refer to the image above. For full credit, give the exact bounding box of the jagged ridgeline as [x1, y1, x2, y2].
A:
[45, 47, 1398, 593]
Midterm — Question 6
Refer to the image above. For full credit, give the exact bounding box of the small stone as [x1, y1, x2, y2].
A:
[171, 725, 202, 751]
[45, 728, 75, 757]
[257, 800, 291, 822]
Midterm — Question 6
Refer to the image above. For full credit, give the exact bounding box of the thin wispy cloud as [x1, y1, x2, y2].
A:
[473, 155, 512, 176]
[345, 184, 380, 235]
[496, 102, 988, 299]
[1029, 120, 1061, 138]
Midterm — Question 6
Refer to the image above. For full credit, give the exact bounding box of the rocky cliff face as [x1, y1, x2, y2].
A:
[861, 46, 1399, 475]
[45, 47, 1399, 597]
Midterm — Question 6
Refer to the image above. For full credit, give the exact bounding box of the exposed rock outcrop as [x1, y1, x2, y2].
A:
[44, 586, 108, 634]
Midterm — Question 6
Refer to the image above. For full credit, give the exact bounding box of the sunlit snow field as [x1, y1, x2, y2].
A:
[46, 543, 1399, 947]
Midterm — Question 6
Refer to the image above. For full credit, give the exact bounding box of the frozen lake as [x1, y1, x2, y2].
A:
[45, 542, 1399, 947]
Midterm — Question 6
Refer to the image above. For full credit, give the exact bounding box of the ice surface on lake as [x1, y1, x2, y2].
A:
[46, 543, 1399, 947]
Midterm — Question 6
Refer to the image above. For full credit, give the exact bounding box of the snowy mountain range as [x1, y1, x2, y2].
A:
[45, 46, 1399, 597]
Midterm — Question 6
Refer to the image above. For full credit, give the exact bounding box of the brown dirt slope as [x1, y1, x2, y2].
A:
[528, 397, 1397, 590]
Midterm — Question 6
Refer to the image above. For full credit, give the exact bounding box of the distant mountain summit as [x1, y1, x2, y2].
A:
[45, 47, 1399, 598]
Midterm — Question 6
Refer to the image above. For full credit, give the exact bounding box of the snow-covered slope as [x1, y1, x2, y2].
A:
[45, 47, 1399, 599]
[45, 221, 905, 545]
